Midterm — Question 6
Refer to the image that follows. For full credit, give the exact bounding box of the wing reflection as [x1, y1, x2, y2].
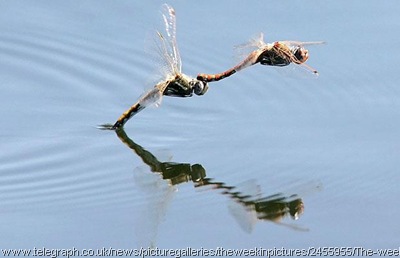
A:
[114, 128, 317, 242]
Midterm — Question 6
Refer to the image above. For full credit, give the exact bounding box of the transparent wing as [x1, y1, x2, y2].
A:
[272, 221, 310, 232]
[160, 4, 181, 73]
[280, 180, 323, 200]
[281, 40, 326, 48]
[228, 199, 258, 233]
[271, 63, 319, 79]
[233, 33, 267, 63]
[133, 165, 177, 248]
[227, 180, 261, 233]
[139, 81, 169, 107]
[142, 4, 181, 87]
[145, 30, 176, 81]
[292, 62, 320, 77]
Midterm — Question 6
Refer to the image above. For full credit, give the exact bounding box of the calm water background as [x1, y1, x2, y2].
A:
[1, 0, 399, 255]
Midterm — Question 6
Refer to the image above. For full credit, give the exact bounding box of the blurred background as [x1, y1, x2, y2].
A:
[0, 0, 399, 252]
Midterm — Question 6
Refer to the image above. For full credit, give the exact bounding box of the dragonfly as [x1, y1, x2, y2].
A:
[103, 4, 208, 130]
[197, 33, 324, 82]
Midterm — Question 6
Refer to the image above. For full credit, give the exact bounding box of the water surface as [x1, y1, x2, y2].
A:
[1, 0, 399, 254]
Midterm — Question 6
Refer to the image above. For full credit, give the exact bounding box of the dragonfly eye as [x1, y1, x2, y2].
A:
[293, 47, 309, 64]
[192, 80, 208, 96]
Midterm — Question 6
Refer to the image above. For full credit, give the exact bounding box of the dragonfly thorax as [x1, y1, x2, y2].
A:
[257, 43, 292, 67]
[163, 75, 208, 97]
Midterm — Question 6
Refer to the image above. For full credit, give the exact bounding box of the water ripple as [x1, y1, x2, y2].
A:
[0, 134, 143, 212]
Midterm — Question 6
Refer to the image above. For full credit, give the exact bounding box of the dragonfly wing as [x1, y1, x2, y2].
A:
[133, 165, 177, 247]
[160, 4, 181, 73]
[254, 32, 267, 49]
[281, 40, 325, 47]
[234, 32, 267, 62]
[228, 199, 258, 233]
[139, 85, 164, 108]
[150, 31, 176, 77]
[143, 4, 181, 84]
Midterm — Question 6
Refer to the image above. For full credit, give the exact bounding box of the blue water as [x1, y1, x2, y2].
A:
[1, 0, 399, 255]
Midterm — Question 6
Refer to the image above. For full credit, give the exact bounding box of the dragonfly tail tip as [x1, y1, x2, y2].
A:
[97, 123, 116, 130]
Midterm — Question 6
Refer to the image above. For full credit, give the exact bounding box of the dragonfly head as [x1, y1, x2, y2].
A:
[190, 80, 208, 96]
[292, 46, 309, 64]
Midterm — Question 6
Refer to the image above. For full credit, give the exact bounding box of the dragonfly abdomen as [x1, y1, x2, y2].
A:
[112, 103, 145, 129]
[197, 51, 259, 83]
[197, 69, 237, 82]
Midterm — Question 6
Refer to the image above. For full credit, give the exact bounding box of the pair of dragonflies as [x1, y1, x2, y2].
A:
[102, 4, 324, 129]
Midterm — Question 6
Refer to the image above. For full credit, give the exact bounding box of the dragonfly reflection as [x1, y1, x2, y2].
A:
[114, 128, 316, 237]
